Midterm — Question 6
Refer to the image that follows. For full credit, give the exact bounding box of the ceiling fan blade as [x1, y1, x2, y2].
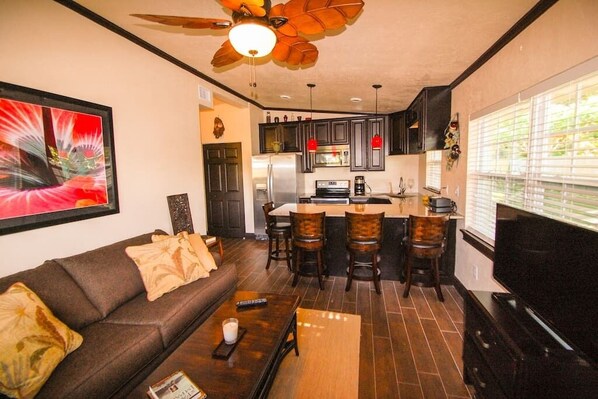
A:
[211, 40, 245, 68]
[272, 33, 318, 66]
[131, 14, 232, 29]
[272, 0, 364, 36]
[220, 0, 267, 17]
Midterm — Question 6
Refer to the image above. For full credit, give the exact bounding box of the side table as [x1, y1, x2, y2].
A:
[201, 235, 224, 262]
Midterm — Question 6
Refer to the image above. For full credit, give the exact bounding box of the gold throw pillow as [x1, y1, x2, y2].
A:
[126, 234, 209, 301]
[0, 282, 83, 399]
[152, 232, 217, 272]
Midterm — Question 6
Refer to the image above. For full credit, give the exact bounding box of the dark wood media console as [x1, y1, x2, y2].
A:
[463, 290, 598, 399]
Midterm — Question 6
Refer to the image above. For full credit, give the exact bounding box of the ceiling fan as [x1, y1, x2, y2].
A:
[131, 0, 365, 68]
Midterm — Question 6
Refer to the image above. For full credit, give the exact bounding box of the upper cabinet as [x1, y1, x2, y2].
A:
[406, 86, 451, 154]
[389, 111, 408, 155]
[258, 115, 387, 172]
[350, 116, 386, 171]
[259, 123, 301, 153]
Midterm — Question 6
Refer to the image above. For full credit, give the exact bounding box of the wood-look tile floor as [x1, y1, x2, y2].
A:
[221, 237, 474, 399]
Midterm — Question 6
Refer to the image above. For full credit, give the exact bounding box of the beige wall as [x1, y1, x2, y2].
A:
[199, 97, 260, 233]
[0, 1, 214, 275]
[449, 0, 598, 290]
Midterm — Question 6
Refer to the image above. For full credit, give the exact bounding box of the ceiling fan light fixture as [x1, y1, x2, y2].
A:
[228, 20, 276, 58]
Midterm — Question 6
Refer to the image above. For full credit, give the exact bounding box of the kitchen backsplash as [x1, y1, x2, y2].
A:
[301, 154, 421, 195]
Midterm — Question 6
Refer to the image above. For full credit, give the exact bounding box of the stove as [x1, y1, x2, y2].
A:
[311, 180, 351, 204]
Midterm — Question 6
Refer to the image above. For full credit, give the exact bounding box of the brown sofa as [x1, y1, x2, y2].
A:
[0, 230, 238, 398]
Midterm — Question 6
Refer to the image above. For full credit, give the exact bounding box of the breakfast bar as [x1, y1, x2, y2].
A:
[269, 196, 462, 283]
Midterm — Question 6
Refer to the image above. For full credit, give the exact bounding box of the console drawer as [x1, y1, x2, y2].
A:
[464, 334, 508, 399]
[466, 300, 517, 396]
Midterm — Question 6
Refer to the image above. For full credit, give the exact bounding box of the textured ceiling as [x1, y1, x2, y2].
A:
[74, 0, 539, 113]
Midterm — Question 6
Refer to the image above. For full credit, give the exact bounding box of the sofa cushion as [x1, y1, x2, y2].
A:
[126, 235, 210, 301]
[0, 260, 102, 330]
[103, 262, 237, 347]
[35, 322, 163, 399]
[0, 283, 83, 399]
[54, 231, 165, 317]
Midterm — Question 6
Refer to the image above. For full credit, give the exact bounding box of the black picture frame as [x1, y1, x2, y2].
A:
[0, 82, 119, 235]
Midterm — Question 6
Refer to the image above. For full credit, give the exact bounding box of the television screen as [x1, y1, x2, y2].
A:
[493, 203, 598, 366]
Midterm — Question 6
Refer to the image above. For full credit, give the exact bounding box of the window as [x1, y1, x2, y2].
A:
[466, 63, 598, 243]
[425, 150, 442, 192]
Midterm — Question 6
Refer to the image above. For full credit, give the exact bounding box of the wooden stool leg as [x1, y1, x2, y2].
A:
[316, 250, 324, 290]
[292, 248, 301, 287]
[284, 236, 292, 271]
[433, 257, 444, 302]
[372, 253, 381, 295]
[403, 255, 413, 298]
[345, 252, 355, 292]
[266, 237, 274, 270]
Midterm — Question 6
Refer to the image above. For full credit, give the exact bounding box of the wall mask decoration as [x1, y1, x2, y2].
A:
[0, 82, 119, 235]
[213, 116, 225, 138]
[444, 113, 461, 170]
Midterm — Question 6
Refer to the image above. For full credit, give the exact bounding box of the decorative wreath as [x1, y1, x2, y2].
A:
[444, 113, 461, 170]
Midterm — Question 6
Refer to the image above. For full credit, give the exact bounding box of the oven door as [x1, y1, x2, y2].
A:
[310, 197, 350, 205]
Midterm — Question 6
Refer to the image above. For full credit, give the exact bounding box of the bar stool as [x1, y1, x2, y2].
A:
[289, 211, 328, 290]
[345, 212, 385, 294]
[403, 214, 450, 301]
[262, 202, 292, 271]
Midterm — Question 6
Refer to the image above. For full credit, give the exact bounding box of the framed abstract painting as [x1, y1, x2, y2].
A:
[0, 82, 119, 235]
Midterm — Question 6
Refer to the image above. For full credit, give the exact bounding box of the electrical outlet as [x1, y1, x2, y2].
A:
[455, 186, 460, 198]
[472, 264, 479, 280]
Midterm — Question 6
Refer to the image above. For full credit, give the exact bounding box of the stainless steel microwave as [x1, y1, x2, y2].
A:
[313, 145, 350, 167]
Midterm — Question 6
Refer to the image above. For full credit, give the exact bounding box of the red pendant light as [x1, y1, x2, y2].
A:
[306, 83, 318, 153]
[371, 84, 382, 150]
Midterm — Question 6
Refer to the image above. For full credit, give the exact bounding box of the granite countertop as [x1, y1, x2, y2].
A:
[270, 195, 463, 219]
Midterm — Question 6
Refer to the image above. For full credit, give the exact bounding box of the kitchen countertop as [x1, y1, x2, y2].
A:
[271, 195, 463, 219]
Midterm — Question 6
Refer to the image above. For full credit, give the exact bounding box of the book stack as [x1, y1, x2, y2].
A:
[147, 370, 206, 399]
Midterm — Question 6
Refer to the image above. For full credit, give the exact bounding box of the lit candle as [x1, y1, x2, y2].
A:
[222, 318, 238, 344]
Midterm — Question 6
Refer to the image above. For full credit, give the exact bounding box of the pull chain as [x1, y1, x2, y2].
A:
[248, 50, 257, 98]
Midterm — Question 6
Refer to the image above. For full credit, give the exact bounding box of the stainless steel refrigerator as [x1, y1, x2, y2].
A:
[252, 153, 304, 239]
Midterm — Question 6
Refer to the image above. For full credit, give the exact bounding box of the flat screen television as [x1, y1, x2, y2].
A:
[493, 203, 597, 367]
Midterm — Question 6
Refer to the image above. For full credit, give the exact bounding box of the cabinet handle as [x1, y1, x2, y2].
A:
[475, 330, 491, 349]
[471, 367, 487, 389]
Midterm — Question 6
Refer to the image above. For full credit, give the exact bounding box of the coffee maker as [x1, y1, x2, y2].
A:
[354, 176, 365, 196]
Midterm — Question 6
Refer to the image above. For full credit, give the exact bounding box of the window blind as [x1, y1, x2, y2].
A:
[425, 150, 442, 192]
[466, 68, 598, 243]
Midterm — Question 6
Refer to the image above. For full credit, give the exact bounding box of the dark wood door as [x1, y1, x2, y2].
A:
[203, 143, 246, 237]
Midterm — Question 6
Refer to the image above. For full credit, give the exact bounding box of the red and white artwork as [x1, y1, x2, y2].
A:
[0, 98, 109, 219]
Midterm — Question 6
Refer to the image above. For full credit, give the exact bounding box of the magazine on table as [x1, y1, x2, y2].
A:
[147, 370, 207, 399]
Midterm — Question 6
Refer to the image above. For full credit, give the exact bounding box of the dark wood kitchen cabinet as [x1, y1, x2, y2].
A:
[407, 86, 451, 154]
[350, 116, 386, 171]
[389, 111, 408, 155]
[310, 119, 349, 146]
[300, 123, 314, 173]
[464, 291, 598, 399]
[259, 123, 301, 153]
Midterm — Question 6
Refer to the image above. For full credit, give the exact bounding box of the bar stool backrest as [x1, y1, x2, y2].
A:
[346, 212, 385, 252]
[289, 211, 326, 249]
[407, 215, 450, 258]
[262, 202, 275, 232]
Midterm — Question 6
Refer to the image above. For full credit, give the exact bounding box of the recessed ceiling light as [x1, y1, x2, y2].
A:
[350, 97, 362, 103]
[280, 94, 291, 100]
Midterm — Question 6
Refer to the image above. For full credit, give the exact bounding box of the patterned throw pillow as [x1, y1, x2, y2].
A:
[153, 232, 217, 272]
[126, 234, 209, 301]
[187, 233, 218, 272]
[0, 282, 83, 399]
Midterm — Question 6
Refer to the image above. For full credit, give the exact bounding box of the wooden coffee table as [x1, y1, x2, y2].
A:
[129, 291, 300, 398]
